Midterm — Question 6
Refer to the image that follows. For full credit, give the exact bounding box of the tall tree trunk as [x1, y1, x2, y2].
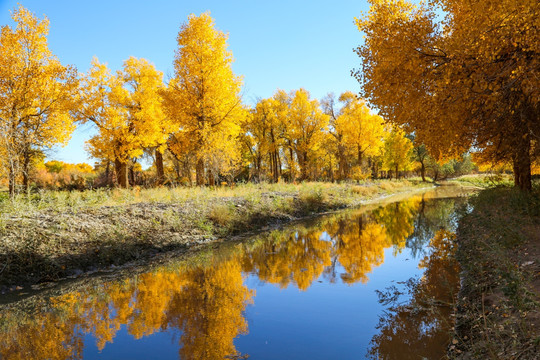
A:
[273, 151, 279, 183]
[8, 167, 15, 197]
[182, 159, 192, 186]
[338, 144, 348, 180]
[288, 145, 295, 182]
[22, 152, 30, 192]
[173, 158, 181, 181]
[129, 165, 135, 186]
[115, 159, 129, 188]
[420, 161, 426, 182]
[155, 149, 165, 185]
[208, 171, 215, 186]
[301, 151, 308, 180]
[105, 160, 110, 185]
[395, 164, 399, 180]
[256, 155, 262, 181]
[276, 150, 282, 179]
[268, 152, 274, 182]
[269, 152, 274, 182]
[513, 136, 532, 191]
[196, 158, 205, 186]
[330, 156, 334, 183]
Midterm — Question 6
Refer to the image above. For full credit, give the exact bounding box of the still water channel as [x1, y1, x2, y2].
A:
[0, 186, 473, 359]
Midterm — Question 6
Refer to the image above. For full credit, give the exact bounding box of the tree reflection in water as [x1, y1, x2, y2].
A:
[0, 197, 462, 360]
[368, 230, 460, 359]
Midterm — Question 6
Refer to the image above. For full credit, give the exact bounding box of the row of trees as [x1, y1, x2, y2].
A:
[0, 6, 419, 194]
[1, 5, 486, 194]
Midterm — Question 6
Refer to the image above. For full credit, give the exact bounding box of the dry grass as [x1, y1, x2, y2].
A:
[0, 180, 423, 215]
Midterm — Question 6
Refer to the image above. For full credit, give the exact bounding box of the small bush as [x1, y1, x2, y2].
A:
[298, 188, 327, 212]
[208, 203, 236, 226]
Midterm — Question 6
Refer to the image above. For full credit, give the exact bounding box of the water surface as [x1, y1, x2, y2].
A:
[0, 186, 472, 359]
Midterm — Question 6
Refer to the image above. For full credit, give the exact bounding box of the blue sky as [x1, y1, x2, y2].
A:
[0, 0, 371, 165]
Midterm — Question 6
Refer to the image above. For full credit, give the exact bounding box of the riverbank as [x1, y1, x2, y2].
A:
[451, 187, 540, 359]
[0, 180, 434, 290]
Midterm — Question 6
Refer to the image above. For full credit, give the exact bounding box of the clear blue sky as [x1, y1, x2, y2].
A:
[0, 0, 370, 165]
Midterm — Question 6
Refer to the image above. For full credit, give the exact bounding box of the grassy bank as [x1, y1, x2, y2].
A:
[452, 187, 540, 359]
[0, 180, 430, 289]
[448, 174, 514, 188]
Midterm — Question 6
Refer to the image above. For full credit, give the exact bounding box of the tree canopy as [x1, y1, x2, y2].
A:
[0, 5, 78, 194]
[355, 0, 539, 190]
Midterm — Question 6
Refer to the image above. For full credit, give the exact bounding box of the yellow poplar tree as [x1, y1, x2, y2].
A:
[120, 57, 174, 185]
[0, 6, 78, 195]
[284, 89, 329, 180]
[382, 127, 414, 179]
[163, 12, 245, 185]
[335, 95, 385, 178]
[322, 92, 354, 180]
[79, 57, 168, 187]
[241, 98, 283, 182]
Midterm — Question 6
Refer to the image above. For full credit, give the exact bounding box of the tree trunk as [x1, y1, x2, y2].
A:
[288, 145, 295, 182]
[8, 167, 16, 197]
[301, 151, 308, 180]
[395, 165, 399, 180]
[22, 151, 31, 192]
[338, 144, 348, 180]
[155, 149, 165, 185]
[173, 158, 181, 182]
[330, 157, 335, 183]
[129, 165, 135, 186]
[105, 160, 111, 185]
[420, 161, 426, 182]
[115, 159, 129, 188]
[273, 151, 279, 183]
[196, 158, 205, 186]
[184, 160, 193, 186]
[513, 136, 532, 191]
[277, 150, 282, 179]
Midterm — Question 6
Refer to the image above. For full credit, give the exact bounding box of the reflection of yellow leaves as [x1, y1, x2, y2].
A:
[0, 198, 426, 359]
[374, 197, 420, 252]
[338, 222, 389, 284]
[369, 228, 460, 359]
[0, 254, 254, 360]
[419, 229, 457, 269]
[243, 229, 332, 291]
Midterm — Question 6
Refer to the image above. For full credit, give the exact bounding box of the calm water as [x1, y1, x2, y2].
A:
[0, 187, 472, 359]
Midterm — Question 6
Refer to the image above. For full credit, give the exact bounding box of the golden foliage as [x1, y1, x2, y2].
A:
[382, 127, 414, 178]
[355, 0, 540, 189]
[163, 12, 245, 185]
[0, 5, 78, 194]
[79, 57, 170, 187]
